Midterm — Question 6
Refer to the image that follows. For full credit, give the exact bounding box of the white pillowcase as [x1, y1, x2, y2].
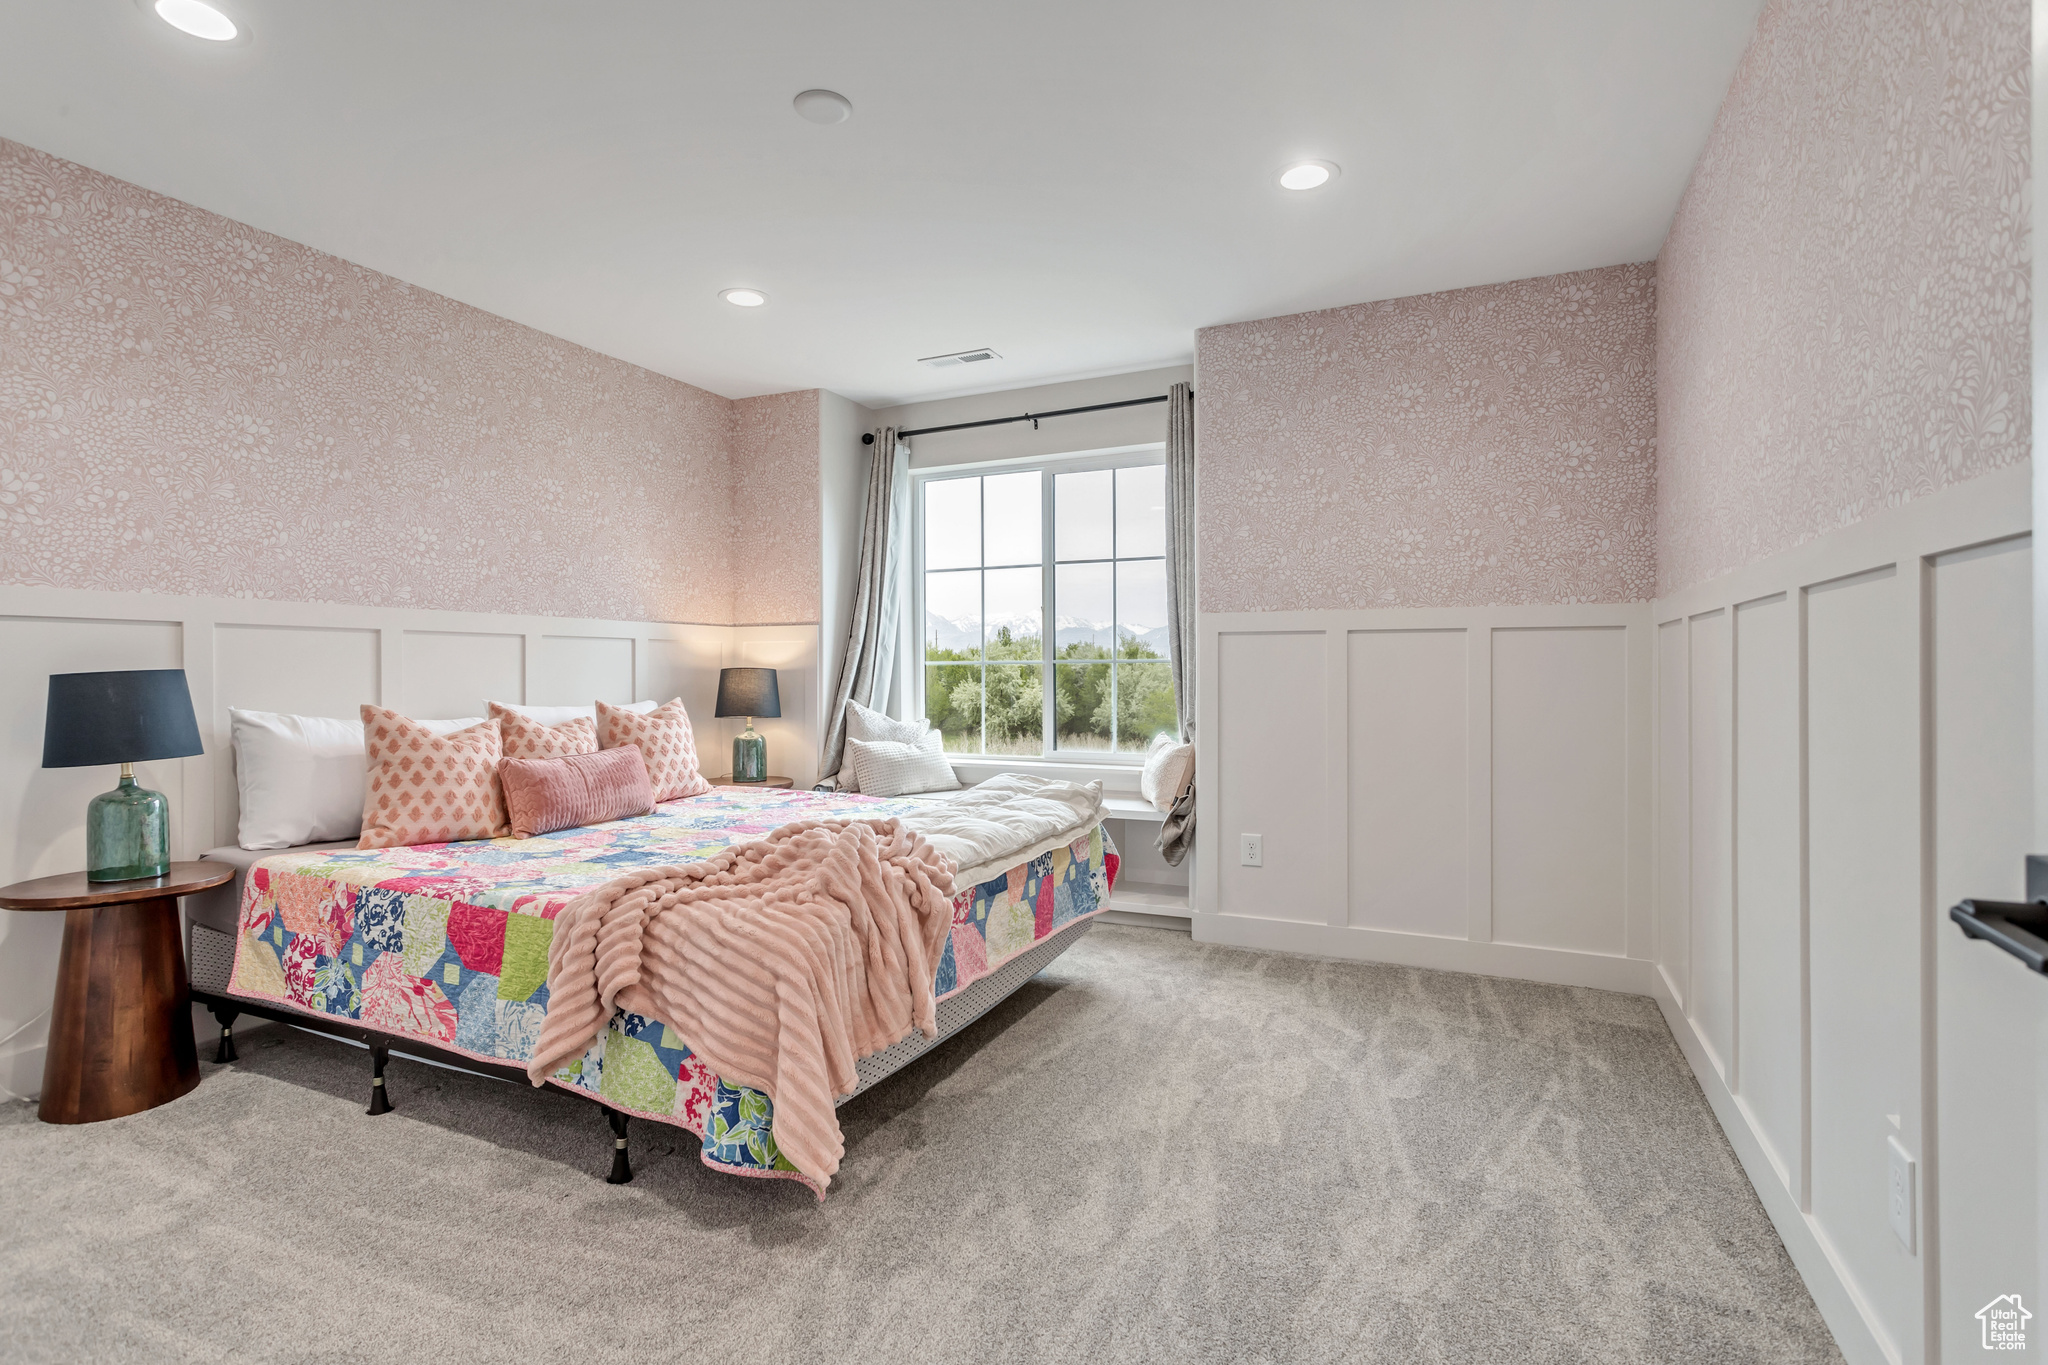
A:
[845, 737, 960, 799]
[1141, 733, 1195, 813]
[489, 700, 658, 726]
[839, 700, 932, 793]
[230, 708, 482, 850]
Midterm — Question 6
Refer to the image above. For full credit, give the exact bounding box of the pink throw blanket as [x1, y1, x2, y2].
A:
[526, 818, 956, 1186]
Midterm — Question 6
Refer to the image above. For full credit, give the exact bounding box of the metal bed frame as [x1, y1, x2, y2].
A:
[185, 914, 1096, 1185]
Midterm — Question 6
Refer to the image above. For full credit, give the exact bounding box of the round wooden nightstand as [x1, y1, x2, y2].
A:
[0, 861, 232, 1124]
[711, 776, 795, 789]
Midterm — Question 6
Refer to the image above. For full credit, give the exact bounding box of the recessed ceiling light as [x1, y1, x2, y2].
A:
[793, 89, 853, 125]
[1279, 161, 1338, 191]
[154, 0, 237, 41]
[720, 288, 767, 308]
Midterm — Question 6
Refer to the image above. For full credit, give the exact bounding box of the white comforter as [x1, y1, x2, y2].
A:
[897, 773, 1106, 891]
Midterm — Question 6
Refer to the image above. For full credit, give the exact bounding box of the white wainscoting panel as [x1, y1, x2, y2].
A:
[217, 623, 381, 721]
[1731, 591, 1803, 1202]
[1347, 629, 1467, 939]
[0, 583, 812, 1102]
[1213, 630, 1333, 924]
[1807, 564, 1922, 1355]
[642, 627, 725, 737]
[1687, 609, 1734, 1080]
[1647, 463, 2034, 1365]
[1197, 603, 1651, 991]
[401, 630, 523, 717]
[1656, 616, 1690, 1008]
[534, 633, 635, 708]
[211, 622, 388, 848]
[1492, 625, 1630, 957]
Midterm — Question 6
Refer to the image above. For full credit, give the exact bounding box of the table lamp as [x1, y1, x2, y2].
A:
[714, 667, 781, 783]
[43, 669, 204, 882]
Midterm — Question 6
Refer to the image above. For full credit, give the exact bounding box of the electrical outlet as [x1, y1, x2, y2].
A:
[1887, 1135, 1916, 1252]
[1239, 834, 1264, 867]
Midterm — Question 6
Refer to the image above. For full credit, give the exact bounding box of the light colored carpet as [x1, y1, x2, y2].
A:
[0, 925, 1840, 1364]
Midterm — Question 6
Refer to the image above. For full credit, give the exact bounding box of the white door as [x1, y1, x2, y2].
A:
[1931, 530, 2040, 1359]
[1929, 13, 2048, 1356]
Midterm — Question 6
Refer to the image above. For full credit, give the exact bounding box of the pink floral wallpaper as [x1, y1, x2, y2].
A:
[1655, 0, 2029, 596]
[729, 389, 821, 623]
[0, 138, 762, 624]
[1197, 264, 1657, 611]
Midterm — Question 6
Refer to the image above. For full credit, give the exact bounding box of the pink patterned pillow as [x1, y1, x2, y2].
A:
[596, 697, 710, 802]
[358, 706, 509, 849]
[500, 746, 656, 838]
[489, 702, 599, 761]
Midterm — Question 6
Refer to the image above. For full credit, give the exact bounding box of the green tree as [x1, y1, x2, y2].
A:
[924, 633, 1176, 754]
[923, 648, 982, 750]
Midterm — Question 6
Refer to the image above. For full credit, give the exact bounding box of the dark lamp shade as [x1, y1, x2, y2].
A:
[43, 669, 204, 769]
[714, 667, 781, 719]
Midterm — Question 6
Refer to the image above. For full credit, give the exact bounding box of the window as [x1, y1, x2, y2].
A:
[916, 449, 1176, 759]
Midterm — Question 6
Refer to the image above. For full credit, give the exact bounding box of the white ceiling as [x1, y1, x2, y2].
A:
[0, 0, 1762, 407]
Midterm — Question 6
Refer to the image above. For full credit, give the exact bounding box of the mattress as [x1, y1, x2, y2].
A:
[212, 785, 1119, 1193]
[189, 839, 356, 955]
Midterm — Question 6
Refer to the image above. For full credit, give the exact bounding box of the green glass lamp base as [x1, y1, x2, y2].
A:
[87, 770, 171, 883]
[732, 725, 767, 783]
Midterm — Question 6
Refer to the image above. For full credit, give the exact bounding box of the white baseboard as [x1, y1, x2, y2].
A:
[1108, 883, 1191, 917]
[1650, 970, 1893, 1365]
[1100, 909, 1193, 932]
[1192, 914, 1656, 994]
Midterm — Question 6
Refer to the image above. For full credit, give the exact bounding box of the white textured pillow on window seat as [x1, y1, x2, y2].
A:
[838, 699, 933, 792]
[845, 736, 961, 798]
[1141, 732, 1195, 813]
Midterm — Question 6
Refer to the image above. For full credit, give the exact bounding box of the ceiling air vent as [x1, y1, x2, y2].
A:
[918, 348, 1001, 369]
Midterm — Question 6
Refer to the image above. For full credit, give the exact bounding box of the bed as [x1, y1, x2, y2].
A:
[184, 781, 1117, 1197]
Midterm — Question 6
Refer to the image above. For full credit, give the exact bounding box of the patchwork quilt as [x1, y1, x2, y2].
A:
[227, 787, 1118, 1194]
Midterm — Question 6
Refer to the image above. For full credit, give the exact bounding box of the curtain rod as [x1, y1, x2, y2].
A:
[862, 391, 1186, 444]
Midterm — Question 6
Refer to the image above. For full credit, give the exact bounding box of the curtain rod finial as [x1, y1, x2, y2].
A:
[862, 432, 875, 445]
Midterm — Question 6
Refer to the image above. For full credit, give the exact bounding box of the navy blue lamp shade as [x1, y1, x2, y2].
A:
[713, 668, 781, 721]
[714, 668, 780, 782]
[43, 670, 203, 882]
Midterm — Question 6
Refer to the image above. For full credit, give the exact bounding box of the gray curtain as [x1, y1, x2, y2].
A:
[818, 427, 910, 786]
[1157, 382, 1196, 865]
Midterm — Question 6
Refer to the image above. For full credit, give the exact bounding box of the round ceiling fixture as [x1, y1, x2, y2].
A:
[720, 288, 768, 308]
[1279, 161, 1338, 191]
[153, 0, 237, 40]
[793, 89, 853, 125]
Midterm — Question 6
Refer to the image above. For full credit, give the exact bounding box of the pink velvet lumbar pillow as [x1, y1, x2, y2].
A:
[596, 697, 710, 803]
[499, 746, 656, 839]
[358, 706, 508, 850]
[488, 701, 599, 761]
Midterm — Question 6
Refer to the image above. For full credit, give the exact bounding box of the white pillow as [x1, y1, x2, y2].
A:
[230, 708, 483, 850]
[489, 700, 658, 725]
[844, 737, 960, 799]
[846, 726, 943, 794]
[1141, 733, 1195, 813]
[839, 700, 931, 793]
